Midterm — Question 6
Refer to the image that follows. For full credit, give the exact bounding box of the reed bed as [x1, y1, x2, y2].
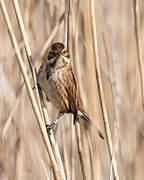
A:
[0, 0, 144, 180]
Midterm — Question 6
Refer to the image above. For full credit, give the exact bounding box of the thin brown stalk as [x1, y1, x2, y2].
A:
[12, 0, 43, 119]
[67, 0, 87, 179]
[39, 84, 66, 179]
[0, 1, 60, 179]
[102, 33, 120, 179]
[63, 0, 68, 46]
[12, 1, 66, 179]
[67, 0, 72, 51]
[90, 0, 119, 179]
[60, 123, 71, 180]
[75, 121, 86, 180]
[42, 103, 66, 180]
[133, 0, 144, 110]
[72, 3, 86, 178]
[71, 120, 75, 180]
[73, 0, 85, 100]
[63, 3, 74, 178]
[66, 2, 75, 179]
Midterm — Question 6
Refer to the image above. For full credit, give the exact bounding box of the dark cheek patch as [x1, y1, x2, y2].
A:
[48, 51, 56, 60]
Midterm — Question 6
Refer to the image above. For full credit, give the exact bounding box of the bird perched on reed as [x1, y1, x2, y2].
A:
[37, 42, 103, 139]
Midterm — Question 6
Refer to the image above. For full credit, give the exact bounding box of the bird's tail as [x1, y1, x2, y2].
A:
[77, 110, 104, 140]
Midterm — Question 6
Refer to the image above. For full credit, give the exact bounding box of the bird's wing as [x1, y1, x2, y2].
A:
[61, 66, 78, 114]
[62, 67, 104, 139]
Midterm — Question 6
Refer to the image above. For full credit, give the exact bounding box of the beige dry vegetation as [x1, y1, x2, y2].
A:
[0, 0, 144, 180]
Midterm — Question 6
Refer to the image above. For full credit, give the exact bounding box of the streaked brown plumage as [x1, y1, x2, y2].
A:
[37, 42, 103, 139]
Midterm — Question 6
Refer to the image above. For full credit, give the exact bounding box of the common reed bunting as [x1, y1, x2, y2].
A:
[37, 42, 103, 139]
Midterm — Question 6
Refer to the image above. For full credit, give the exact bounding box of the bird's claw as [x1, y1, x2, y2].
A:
[46, 124, 53, 135]
[46, 119, 59, 135]
[46, 122, 56, 135]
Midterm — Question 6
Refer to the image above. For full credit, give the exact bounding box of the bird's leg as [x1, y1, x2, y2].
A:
[73, 114, 79, 124]
[46, 112, 63, 133]
[47, 119, 59, 129]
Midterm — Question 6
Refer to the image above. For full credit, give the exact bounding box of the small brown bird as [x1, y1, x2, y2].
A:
[37, 42, 103, 139]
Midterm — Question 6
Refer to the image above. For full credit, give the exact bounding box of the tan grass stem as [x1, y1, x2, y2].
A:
[67, 0, 87, 179]
[12, 0, 43, 119]
[12, 1, 66, 179]
[75, 121, 87, 180]
[0, 0, 60, 179]
[90, 0, 119, 179]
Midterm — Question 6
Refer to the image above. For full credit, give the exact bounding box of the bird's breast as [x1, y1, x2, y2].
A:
[38, 69, 69, 112]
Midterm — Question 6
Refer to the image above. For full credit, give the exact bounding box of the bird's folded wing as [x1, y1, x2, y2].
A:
[61, 66, 78, 114]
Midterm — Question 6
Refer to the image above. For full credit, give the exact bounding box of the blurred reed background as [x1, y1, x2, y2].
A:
[0, 0, 144, 179]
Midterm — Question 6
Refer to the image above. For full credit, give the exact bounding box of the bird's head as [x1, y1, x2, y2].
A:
[45, 42, 70, 69]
